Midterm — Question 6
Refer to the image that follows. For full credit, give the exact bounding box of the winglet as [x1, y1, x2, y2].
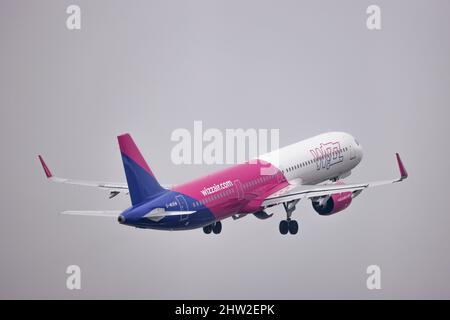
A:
[38, 155, 53, 178]
[396, 153, 408, 181]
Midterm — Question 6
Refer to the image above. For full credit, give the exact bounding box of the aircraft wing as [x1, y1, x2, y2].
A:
[144, 208, 197, 219]
[38, 155, 172, 198]
[262, 153, 408, 207]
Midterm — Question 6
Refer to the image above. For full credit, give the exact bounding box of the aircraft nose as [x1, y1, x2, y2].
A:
[118, 215, 126, 224]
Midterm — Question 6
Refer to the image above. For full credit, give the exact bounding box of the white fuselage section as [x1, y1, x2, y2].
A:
[258, 132, 363, 185]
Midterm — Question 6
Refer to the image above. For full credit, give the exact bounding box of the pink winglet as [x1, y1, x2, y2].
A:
[38, 155, 53, 178]
[117, 133, 153, 176]
[396, 153, 408, 180]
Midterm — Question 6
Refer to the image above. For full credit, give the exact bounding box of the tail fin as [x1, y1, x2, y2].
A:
[118, 134, 165, 205]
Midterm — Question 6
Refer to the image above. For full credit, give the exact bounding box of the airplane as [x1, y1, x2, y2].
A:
[38, 132, 408, 235]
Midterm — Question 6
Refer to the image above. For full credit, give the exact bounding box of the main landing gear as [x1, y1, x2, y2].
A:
[203, 221, 222, 234]
[279, 200, 300, 235]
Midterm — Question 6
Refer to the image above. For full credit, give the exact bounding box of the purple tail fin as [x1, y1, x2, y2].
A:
[118, 134, 165, 205]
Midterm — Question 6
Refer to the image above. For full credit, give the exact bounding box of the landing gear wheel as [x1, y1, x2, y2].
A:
[203, 225, 212, 234]
[288, 220, 299, 235]
[212, 221, 222, 234]
[279, 220, 289, 235]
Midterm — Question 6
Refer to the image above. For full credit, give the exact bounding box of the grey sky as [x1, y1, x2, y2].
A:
[0, 0, 449, 299]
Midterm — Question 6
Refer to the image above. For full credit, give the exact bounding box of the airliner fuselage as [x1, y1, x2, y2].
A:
[119, 132, 363, 231]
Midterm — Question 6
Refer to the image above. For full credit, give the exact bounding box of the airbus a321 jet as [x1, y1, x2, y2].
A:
[38, 132, 408, 235]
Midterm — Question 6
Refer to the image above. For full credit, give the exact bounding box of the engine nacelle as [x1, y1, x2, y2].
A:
[253, 210, 273, 220]
[312, 189, 353, 216]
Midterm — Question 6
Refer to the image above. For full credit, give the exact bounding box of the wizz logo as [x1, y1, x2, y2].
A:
[310, 142, 344, 170]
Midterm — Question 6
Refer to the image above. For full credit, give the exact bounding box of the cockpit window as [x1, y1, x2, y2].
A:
[354, 139, 360, 146]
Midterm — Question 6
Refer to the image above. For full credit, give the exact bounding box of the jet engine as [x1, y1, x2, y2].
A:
[311, 183, 353, 216]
